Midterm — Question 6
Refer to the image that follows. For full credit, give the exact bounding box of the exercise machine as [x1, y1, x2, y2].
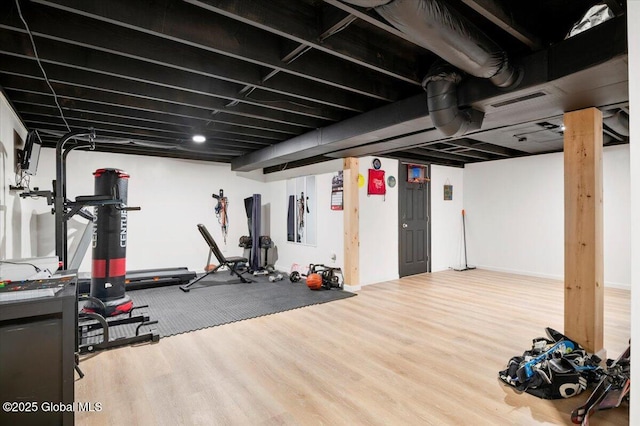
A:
[244, 194, 261, 271]
[21, 130, 161, 352]
[20, 129, 196, 292]
[77, 295, 159, 354]
[180, 224, 252, 292]
[241, 194, 275, 274]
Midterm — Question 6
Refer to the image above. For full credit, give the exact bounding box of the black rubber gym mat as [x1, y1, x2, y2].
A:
[126, 274, 355, 337]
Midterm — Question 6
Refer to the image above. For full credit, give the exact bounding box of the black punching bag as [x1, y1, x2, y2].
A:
[84, 168, 133, 317]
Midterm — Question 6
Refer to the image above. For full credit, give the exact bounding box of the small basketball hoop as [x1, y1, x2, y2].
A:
[407, 164, 430, 186]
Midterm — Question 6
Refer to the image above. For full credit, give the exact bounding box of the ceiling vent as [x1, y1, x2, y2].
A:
[536, 121, 562, 131]
[490, 91, 547, 108]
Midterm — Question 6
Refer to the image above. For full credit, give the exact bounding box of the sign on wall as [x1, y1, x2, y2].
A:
[331, 171, 343, 210]
[444, 183, 453, 201]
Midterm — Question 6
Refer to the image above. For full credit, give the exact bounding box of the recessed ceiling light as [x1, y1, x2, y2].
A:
[192, 135, 206, 143]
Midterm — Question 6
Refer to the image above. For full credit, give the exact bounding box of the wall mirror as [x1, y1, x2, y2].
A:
[286, 176, 316, 245]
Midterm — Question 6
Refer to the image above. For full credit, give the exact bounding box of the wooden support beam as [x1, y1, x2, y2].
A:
[564, 107, 604, 353]
[343, 157, 360, 287]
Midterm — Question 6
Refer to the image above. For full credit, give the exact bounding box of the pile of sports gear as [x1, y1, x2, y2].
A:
[499, 328, 631, 424]
[570, 345, 630, 425]
[499, 328, 600, 399]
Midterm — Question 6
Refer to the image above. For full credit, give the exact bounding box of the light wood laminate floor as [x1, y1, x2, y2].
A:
[75, 269, 630, 425]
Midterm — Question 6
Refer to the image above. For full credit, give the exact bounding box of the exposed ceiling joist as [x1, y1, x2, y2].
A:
[440, 139, 517, 157]
[0, 30, 347, 122]
[322, 0, 419, 45]
[0, 6, 380, 113]
[383, 153, 464, 168]
[32, 0, 415, 101]
[0, 56, 332, 129]
[459, 0, 542, 49]
[23, 114, 254, 153]
[183, 0, 423, 85]
[17, 103, 282, 145]
[2, 83, 307, 135]
[401, 147, 486, 163]
[0, 0, 628, 171]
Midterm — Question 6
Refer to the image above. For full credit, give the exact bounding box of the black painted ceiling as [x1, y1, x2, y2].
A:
[0, 0, 629, 171]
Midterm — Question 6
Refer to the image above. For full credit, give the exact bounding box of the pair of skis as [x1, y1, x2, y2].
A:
[570, 345, 631, 425]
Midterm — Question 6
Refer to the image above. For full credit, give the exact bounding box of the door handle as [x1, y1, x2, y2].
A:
[402, 223, 408, 228]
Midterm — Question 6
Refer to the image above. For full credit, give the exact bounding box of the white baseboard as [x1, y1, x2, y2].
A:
[477, 265, 562, 281]
[477, 265, 631, 290]
[603, 281, 631, 290]
[343, 284, 361, 292]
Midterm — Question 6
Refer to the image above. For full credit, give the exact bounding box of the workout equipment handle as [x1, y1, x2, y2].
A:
[212, 189, 224, 200]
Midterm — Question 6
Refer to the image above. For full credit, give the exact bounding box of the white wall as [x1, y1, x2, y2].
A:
[264, 156, 402, 286]
[3, 139, 408, 288]
[1, 88, 462, 287]
[29, 148, 266, 273]
[264, 157, 463, 286]
[359, 156, 399, 285]
[464, 145, 631, 288]
[430, 165, 464, 272]
[263, 162, 345, 275]
[627, 2, 639, 422]
[0, 92, 28, 260]
[602, 145, 632, 287]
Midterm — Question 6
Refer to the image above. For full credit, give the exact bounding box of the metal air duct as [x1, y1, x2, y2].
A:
[603, 109, 629, 137]
[341, 0, 519, 135]
[422, 61, 484, 136]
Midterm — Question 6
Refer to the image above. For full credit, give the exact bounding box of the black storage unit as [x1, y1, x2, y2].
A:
[0, 279, 76, 426]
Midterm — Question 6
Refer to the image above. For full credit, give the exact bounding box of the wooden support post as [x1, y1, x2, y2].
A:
[564, 107, 604, 353]
[343, 157, 359, 287]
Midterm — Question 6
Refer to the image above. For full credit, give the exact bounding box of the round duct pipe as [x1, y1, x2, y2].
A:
[603, 109, 629, 137]
[422, 62, 484, 137]
[340, 0, 519, 136]
[342, 0, 519, 88]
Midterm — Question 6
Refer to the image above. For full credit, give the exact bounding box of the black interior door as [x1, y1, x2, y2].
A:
[398, 164, 431, 277]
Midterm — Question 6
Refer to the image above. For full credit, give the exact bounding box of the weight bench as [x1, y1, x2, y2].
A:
[180, 224, 253, 292]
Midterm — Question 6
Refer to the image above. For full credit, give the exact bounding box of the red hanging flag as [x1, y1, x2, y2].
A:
[367, 168, 386, 196]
